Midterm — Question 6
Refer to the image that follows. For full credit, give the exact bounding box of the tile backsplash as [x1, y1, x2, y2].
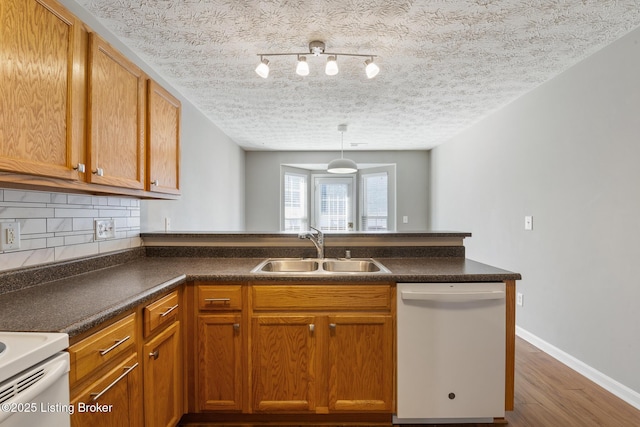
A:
[0, 188, 141, 273]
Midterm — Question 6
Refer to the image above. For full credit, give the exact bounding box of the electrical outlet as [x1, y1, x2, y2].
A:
[517, 292, 524, 307]
[94, 219, 116, 239]
[0, 222, 21, 250]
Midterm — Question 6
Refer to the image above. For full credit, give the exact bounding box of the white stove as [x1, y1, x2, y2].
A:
[0, 332, 70, 427]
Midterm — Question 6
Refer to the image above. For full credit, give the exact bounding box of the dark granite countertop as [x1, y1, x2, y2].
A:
[140, 231, 473, 238]
[0, 256, 520, 338]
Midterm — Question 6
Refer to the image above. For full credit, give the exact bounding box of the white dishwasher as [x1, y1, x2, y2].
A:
[394, 282, 505, 425]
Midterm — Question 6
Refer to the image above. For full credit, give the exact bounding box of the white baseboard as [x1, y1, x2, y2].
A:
[516, 326, 640, 411]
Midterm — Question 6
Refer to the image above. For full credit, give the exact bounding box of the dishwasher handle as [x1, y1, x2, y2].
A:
[401, 289, 505, 303]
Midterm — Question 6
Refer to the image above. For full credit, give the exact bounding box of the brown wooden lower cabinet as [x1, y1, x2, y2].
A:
[249, 283, 395, 415]
[143, 321, 182, 427]
[197, 314, 244, 411]
[71, 353, 142, 427]
[189, 282, 395, 416]
[251, 314, 317, 412]
[327, 314, 393, 412]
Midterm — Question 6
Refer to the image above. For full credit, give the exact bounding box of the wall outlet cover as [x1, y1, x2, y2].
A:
[95, 219, 116, 239]
[0, 222, 21, 251]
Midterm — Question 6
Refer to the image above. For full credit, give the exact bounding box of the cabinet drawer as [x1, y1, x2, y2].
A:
[144, 290, 179, 337]
[69, 313, 136, 384]
[252, 285, 392, 311]
[198, 285, 242, 311]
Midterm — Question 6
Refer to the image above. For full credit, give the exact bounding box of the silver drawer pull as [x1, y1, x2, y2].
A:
[329, 323, 337, 330]
[159, 304, 179, 318]
[149, 350, 159, 360]
[204, 298, 230, 303]
[99, 335, 131, 356]
[151, 179, 159, 186]
[92, 168, 104, 176]
[233, 323, 240, 332]
[90, 363, 138, 401]
[309, 324, 315, 333]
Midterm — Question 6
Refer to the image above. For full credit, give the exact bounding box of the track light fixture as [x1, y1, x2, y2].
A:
[256, 40, 379, 79]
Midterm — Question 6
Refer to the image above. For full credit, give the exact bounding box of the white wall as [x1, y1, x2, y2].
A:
[140, 101, 245, 231]
[59, 0, 246, 232]
[245, 151, 429, 231]
[430, 26, 640, 397]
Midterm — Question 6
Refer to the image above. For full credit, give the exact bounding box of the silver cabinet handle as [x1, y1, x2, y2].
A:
[159, 304, 179, 318]
[204, 298, 230, 303]
[149, 350, 159, 360]
[92, 168, 104, 176]
[151, 179, 159, 186]
[90, 363, 138, 401]
[99, 336, 130, 356]
[309, 324, 315, 332]
[233, 323, 240, 332]
[329, 323, 336, 330]
[73, 163, 85, 173]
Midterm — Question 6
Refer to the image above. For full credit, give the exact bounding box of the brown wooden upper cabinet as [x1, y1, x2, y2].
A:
[87, 32, 145, 190]
[0, 0, 85, 180]
[146, 80, 181, 195]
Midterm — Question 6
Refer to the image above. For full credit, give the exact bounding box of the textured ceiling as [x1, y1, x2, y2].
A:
[76, 0, 640, 151]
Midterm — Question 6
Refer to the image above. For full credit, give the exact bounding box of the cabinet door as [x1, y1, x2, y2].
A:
[327, 314, 393, 412]
[251, 315, 317, 413]
[71, 353, 142, 427]
[0, 0, 84, 180]
[87, 32, 145, 189]
[147, 80, 180, 195]
[143, 322, 182, 427]
[197, 315, 243, 411]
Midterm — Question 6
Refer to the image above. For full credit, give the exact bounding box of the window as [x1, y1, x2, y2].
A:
[312, 176, 355, 231]
[282, 171, 308, 231]
[361, 172, 388, 230]
[280, 165, 395, 232]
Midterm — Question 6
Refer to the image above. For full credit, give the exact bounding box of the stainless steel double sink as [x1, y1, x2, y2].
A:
[251, 258, 391, 274]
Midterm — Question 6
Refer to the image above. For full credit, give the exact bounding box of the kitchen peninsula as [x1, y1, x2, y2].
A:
[0, 232, 520, 425]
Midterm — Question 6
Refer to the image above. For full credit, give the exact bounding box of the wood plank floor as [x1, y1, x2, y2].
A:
[180, 337, 640, 426]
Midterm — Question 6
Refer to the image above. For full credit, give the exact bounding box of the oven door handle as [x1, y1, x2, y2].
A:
[0, 354, 69, 423]
[401, 290, 505, 303]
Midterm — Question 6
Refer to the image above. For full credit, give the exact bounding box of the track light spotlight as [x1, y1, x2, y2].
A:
[296, 56, 309, 76]
[364, 57, 380, 79]
[255, 57, 270, 78]
[325, 55, 339, 76]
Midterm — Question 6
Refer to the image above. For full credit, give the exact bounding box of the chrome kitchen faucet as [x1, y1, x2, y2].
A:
[299, 226, 324, 259]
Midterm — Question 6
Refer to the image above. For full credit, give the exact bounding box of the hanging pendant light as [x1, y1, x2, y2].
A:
[327, 124, 358, 174]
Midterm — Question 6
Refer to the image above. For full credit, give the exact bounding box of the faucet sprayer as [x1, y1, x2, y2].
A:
[299, 226, 324, 259]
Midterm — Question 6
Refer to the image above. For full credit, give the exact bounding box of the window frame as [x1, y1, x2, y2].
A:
[280, 167, 310, 232]
[310, 174, 357, 231]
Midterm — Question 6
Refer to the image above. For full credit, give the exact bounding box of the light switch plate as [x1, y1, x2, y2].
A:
[0, 222, 21, 250]
[524, 216, 533, 230]
[95, 219, 116, 239]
